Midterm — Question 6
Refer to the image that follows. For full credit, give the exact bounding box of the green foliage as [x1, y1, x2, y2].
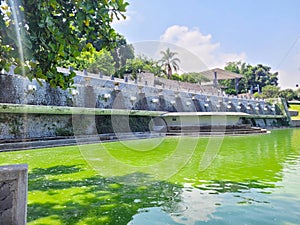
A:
[256, 86, 298, 101]
[123, 55, 164, 79]
[295, 88, 300, 100]
[223, 61, 279, 94]
[252, 84, 299, 102]
[279, 89, 297, 101]
[61, 44, 115, 76]
[219, 79, 237, 95]
[0, 0, 129, 89]
[125, 57, 145, 78]
[180, 72, 211, 83]
[171, 73, 182, 81]
[88, 49, 115, 76]
[0, 37, 13, 72]
[225, 88, 238, 95]
[260, 85, 280, 99]
[143, 58, 165, 77]
[61, 43, 97, 71]
[253, 92, 261, 98]
[170, 72, 211, 84]
[112, 37, 135, 77]
[159, 48, 180, 79]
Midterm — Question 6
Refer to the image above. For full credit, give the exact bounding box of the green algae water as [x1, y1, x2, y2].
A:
[0, 128, 300, 225]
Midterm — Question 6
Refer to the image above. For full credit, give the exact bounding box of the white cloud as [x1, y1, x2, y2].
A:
[160, 25, 246, 69]
[133, 41, 210, 72]
[277, 69, 299, 89]
[276, 50, 300, 89]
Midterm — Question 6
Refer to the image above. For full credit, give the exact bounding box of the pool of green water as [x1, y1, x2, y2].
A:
[0, 128, 300, 225]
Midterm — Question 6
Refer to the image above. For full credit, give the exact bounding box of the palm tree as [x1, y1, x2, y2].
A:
[159, 48, 180, 79]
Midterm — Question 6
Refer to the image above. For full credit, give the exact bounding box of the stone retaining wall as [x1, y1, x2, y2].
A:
[0, 72, 276, 113]
[0, 71, 289, 140]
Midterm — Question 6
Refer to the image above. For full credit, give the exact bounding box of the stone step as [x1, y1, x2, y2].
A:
[167, 125, 252, 131]
[0, 133, 163, 152]
[166, 126, 268, 136]
[166, 129, 268, 136]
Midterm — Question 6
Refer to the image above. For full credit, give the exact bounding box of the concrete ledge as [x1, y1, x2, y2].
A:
[161, 111, 285, 119]
[0, 103, 166, 116]
[0, 164, 28, 225]
[291, 120, 300, 127]
[0, 133, 164, 152]
[288, 101, 300, 105]
[247, 114, 286, 119]
[289, 110, 299, 117]
[161, 112, 251, 117]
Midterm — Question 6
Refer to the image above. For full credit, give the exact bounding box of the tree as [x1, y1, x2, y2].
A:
[255, 86, 298, 101]
[159, 48, 180, 79]
[62, 43, 96, 71]
[224, 61, 247, 74]
[179, 72, 211, 83]
[279, 89, 297, 101]
[223, 61, 279, 94]
[0, 0, 129, 89]
[222, 61, 248, 94]
[144, 61, 165, 77]
[124, 57, 144, 79]
[87, 49, 115, 76]
[295, 88, 300, 100]
[257, 85, 280, 99]
[59, 43, 115, 76]
[111, 36, 135, 77]
[123, 55, 164, 79]
[139, 56, 164, 77]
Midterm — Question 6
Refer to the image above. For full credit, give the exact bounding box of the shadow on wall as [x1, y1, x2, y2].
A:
[95, 115, 153, 134]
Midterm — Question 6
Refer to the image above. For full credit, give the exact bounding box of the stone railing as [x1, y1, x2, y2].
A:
[62, 68, 221, 96]
[2, 66, 238, 98]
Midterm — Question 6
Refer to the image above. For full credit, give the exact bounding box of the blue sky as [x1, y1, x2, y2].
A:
[112, 0, 300, 89]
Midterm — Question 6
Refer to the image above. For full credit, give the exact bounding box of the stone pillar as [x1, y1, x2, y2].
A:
[213, 71, 218, 87]
[235, 78, 239, 94]
[0, 164, 28, 225]
[257, 84, 261, 94]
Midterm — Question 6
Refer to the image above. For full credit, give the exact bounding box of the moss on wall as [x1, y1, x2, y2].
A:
[95, 115, 152, 134]
[8, 118, 23, 138]
[129, 116, 152, 132]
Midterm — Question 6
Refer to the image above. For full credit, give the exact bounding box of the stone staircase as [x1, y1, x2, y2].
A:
[166, 124, 268, 136]
[0, 132, 163, 152]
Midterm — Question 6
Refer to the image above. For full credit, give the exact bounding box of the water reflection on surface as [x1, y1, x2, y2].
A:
[2, 128, 299, 224]
[128, 129, 300, 225]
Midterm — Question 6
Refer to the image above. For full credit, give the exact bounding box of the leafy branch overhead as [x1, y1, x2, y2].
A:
[0, 0, 129, 89]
